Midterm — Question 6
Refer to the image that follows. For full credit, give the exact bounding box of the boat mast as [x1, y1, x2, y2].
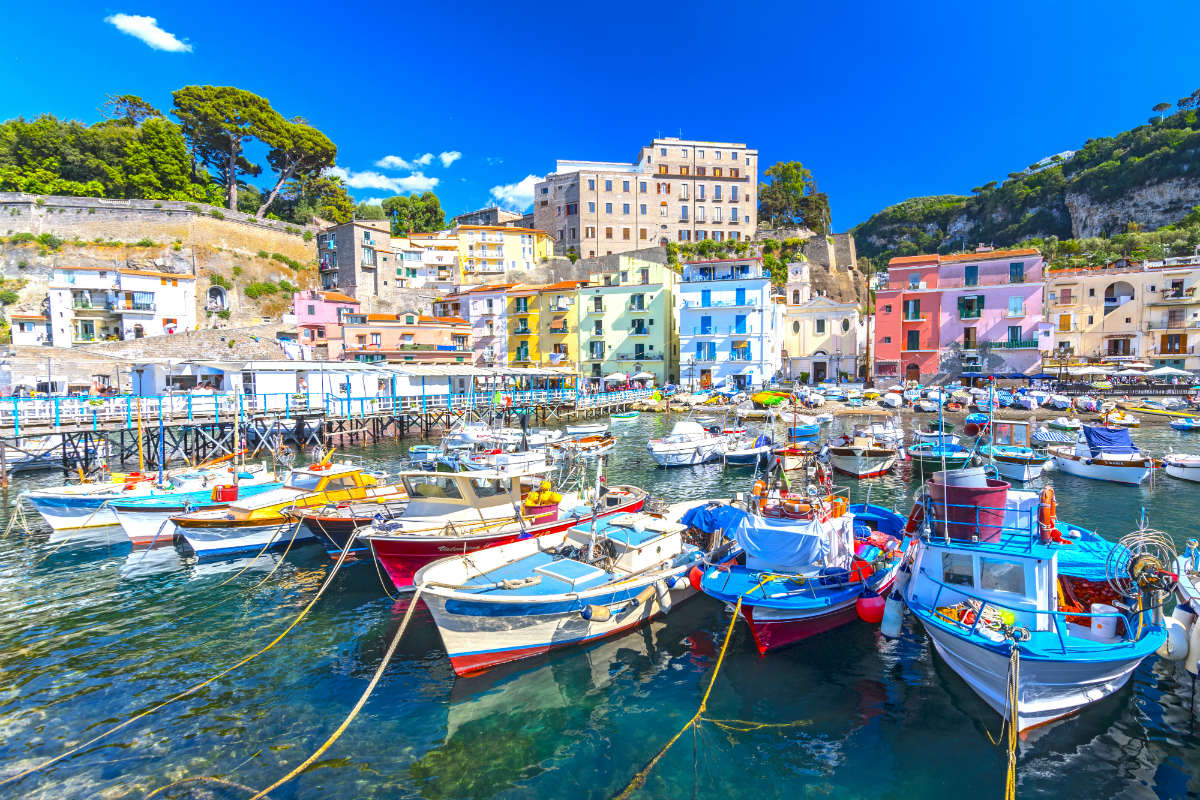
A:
[585, 455, 605, 562]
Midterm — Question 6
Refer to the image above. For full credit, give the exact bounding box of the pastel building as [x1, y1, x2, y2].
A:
[781, 259, 867, 382]
[537, 280, 588, 370]
[10, 313, 51, 347]
[47, 266, 196, 348]
[455, 225, 554, 284]
[676, 257, 783, 391]
[433, 284, 513, 368]
[335, 311, 471, 364]
[577, 254, 679, 384]
[506, 285, 542, 367]
[293, 289, 361, 358]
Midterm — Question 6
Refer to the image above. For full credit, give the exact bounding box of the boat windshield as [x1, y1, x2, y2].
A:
[284, 472, 325, 491]
[470, 477, 510, 499]
[403, 474, 465, 500]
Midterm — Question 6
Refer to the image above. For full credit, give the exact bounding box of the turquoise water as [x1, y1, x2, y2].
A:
[1, 412, 1198, 799]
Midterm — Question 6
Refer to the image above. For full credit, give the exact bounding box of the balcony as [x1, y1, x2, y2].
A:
[958, 311, 981, 320]
[616, 352, 664, 361]
[681, 297, 759, 309]
[1053, 297, 1076, 307]
[993, 338, 1040, 349]
[586, 304, 606, 314]
[1151, 346, 1196, 357]
[319, 260, 337, 272]
[512, 326, 533, 335]
[73, 300, 115, 312]
[627, 302, 646, 312]
[729, 351, 752, 361]
[1148, 287, 1199, 305]
[1005, 309, 1026, 318]
[1146, 319, 1198, 331]
[548, 326, 570, 335]
[630, 329, 649, 337]
[901, 314, 927, 322]
[691, 325, 750, 335]
[116, 302, 156, 313]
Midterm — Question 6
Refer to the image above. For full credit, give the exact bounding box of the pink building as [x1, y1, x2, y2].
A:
[873, 256, 942, 382]
[294, 290, 360, 357]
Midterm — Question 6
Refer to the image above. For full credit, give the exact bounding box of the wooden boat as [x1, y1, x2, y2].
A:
[548, 435, 616, 460]
[565, 422, 609, 436]
[111, 480, 284, 546]
[901, 476, 1172, 731]
[700, 495, 907, 654]
[1048, 426, 1152, 484]
[828, 433, 897, 478]
[171, 462, 405, 557]
[414, 501, 729, 674]
[610, 410, 639, 420]
[772, 442, 819, 472]
[978, 419, 1047, 482]
[1164, 453, 1200, 481]
[908, 442, 973, 471]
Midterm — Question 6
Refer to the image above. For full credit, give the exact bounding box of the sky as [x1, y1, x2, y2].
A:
[2, 0, 1199, 229]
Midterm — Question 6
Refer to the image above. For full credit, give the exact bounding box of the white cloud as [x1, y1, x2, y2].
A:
[394, 173, 438, 192]
[489, 174, 540, 211]
[361, 197, 385, 206]
[439, 151, 463, 168]
[104, 14, 192, 52]
[329, 166, 438, 195]
[413, 153, 434, 167]
[375, 155, 413, 170]
[485, 156, 505, 166]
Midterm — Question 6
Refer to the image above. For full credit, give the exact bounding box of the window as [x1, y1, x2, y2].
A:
[792, 290, 800, 303]
[639, 228, 648, 240]
[731, 207, 739, 222]
[588, 178, 595, 190]
[959, 295, 983, 319]
[713, 167, 722, 177]
[605, 202, 613, 214]
[792, 321, 800, 333]
[1007, 325, 1022, 343]
[715, 151, 722, 159]
[660, 147, 667, 156]
[1059, 287, 1072, 304]
[964, 265, 978, 286]
[906, 329, 920, 350]
[730, 168, 740, 179]
[1008, 296, 1025, 317]
[605, 227, 613, 239]
[698, 184, 706, 200]
[883, 305, 892, 314]
[594, 320, 603, 335]
[370, 333, 381, 346]
[841, 318, 851, 332]
[942, 553, 974, 587]
[681, 206, 689, 221]
[680, 166, 689, 175]
[585, 227, 596, 238]
[639, 181, 647, 193]
[660, 203, 667, 217]
[1009, 262, 1025, 283]
[588, 201, 595, 213]
[640, 204, 647, 215]
[882, 336, 891, 344]
[406, 315, 415, 324]
[980, 559, 1025, 595]
[962, 326, 977, 348]
[815, 318, 826, 334]
[622, 203, 630, 215]
[713, 207, 722, 222]
[908, 274, 919, 289]
[714, 186, 722, 201]
[307, 304, 315, 315]
[1058, 314, 1071, 332]
[622, 228, 631, 240]
[697, 166, 706, 176]
[731, 186, 739, 202]
[622, 180, 630, 192]
[698, 149, 705, 158]
[903, 298, 921, 320]
[605, 179, 613, 192]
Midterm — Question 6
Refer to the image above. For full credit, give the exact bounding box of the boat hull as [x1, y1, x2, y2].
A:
[923, 621, 1148, 732]
[25, 492, 122, 531]
[741, 574, 897, 654]
[112, 507, 187, 546]
[829, 450, 896, 478]
[177, 519, 313, 558]
[1050, 451, 1149, 484]
[647, 441, 723, 467]
[990, 457, 1045, 482]
[1165, 462, 1200, 482]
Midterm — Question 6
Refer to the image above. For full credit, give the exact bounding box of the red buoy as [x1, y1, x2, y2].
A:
[856, 593, 886, 624]
[689, 565, 704, 592]
[963, 422, 980, 437]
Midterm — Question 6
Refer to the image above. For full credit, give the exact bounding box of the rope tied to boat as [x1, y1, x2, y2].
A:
[984, 643, 1021, 800]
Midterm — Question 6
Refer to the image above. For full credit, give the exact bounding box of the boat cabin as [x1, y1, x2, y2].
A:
[990, 420, 1031, 448]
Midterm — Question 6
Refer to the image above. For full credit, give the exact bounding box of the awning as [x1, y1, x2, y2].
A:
[604, 372, 626, 381]
[1146, 365, 1194, 376]
[631, 371, 655, 380]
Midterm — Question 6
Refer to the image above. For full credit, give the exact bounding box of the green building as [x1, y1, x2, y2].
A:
[577, 254, 679, 387]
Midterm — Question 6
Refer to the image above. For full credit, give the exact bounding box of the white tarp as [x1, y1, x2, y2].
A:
[735, 512, 854, 573]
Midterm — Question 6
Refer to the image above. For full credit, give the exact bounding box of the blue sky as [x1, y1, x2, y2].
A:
[2, 0, 1198, 229]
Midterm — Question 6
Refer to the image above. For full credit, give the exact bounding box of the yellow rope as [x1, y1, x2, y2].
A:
[241, 588, 425, 800]
[143, 774, 266, 799]
[0, 531, 360, 789]
[612, 596, 743, 800]
[984, 645, 1020, 800]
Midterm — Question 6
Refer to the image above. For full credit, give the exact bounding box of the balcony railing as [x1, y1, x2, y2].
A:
[1151, 346, 1196, 356]
[902, 314, 927, 322]
[729, 351, 752, 361]
[993, 338, 1040, 349]
[73, 300, 114, 311]
[616, 352, 664, 361]
[681, 297, 759, 308]
[1146, 320, 1195, 330]
[117, 303, 156, 312]
[628, 302, 646, 311]
[512, 326, 533, 335]
[958, 311, 981, 320]
[630, 329, 649, 337]
[548, 326, 569, 335]
[586, 304, 606, 314]
[1156, 288, 1197, 302]
[692, 325, 750, 335]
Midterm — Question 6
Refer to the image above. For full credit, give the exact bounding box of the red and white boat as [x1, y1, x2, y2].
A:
[359, 462, 647, 592]
[827, 433, 898, 478]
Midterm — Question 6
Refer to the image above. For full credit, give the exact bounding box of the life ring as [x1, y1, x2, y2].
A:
[904, 500, 925, 533]
[781, 500, 813, 516]
[311, 462, 331, 471]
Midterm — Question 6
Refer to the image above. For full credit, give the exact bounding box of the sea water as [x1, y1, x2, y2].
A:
[0, 412, 1197, 798]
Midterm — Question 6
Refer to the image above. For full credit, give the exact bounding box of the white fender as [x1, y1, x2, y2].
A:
[1157, 615, 1189, 661]
[655, 580, 673, 614]
[1172, 601, 1196, 633]
[1186, 620, 1200, 676]
[880, 591, 904, 639]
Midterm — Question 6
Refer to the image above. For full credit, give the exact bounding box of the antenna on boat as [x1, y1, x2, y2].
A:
[585, 455, 605, 562]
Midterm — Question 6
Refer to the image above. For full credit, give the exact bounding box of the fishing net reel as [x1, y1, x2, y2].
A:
[1106, 527, 1179, 602]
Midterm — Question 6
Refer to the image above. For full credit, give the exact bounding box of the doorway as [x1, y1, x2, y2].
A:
[813, 362, 827, 382]
[700, 369, 712, 389]
[905, 363, 920, 382]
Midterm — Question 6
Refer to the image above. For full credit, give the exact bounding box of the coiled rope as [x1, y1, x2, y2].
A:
[984, 644, 1020, 800]
[0, 527, 361, 789]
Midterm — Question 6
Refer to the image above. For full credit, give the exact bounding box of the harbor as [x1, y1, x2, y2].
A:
[2, 394, 1199, 799]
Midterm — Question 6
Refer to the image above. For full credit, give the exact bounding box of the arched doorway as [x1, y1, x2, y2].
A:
[1103, 281, 1134, 315]
[811, 350, 828, 383]
[905, 363, 920, 382]
[207, 286, 228, 311]
[134, 324, 144, 339]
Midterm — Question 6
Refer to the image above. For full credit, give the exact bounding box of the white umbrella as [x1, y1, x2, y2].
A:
[1068, 366, 1109, 376]
[604, 372, 627, 382]
[631, 371, 654, 380]
[1124, 361, 1153, 369]
[1146, 365, 1194, 377]
[1113, 368, 1149, 376]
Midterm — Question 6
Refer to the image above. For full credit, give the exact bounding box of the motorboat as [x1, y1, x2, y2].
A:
[611, 410, 639, 421]
[458, 447, 549, 472]
[415, 502, 734, 675]
[881, 392, 903, 409]
[1170, 417, 1200, 432]
[548, 435, 615, 461]
[171, 461, 405, 557]
[723, 433, 773, 466]
[1164, 453, 1200, 482]
[1048, 426, 1152, 484]
[908, 442, 974, 471]
[1100, 409, 1140, 428]
[828, 432, 897, 478]
[1047, 416, 1082, 432]
[23, 460, 275, 533]
[912, 430, 962, 447]
[565, 422, 609, 436]
[979, 419, 1049, 482]
[1074, 395, 1101, 413]
[111, 480, 285, 546]
[404, 444, 440, 470]
[787, 421, 821, 441]
[899, 473, 1173, 732]
[699, 489, 908, 654]
[772, 442, 820, 472]
[646, 420, 733, 467]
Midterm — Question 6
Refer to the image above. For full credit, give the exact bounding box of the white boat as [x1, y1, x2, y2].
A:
[565, 422, 608, 436]
[912, 430, 962, 447]
[548, 435, 616, 461]
[415, 504, 736, 675]
[881, 392, 903, 409]
[1164, 453, 1200, 482]
[979, 419, 1049, 482]
[916, 399, 939, 413]
[827, 433, 897, 478]
[722, 432, 773, 466]
[1047, 394, 1072, 410]
[1101, 409, 1140, 428]
[901, 477, 1171, 732]
[23, 462, 275, 532]
[646, 420, 732, 467]
[1046, 416, 1083, 432]
[1048, 425, 1152, 484]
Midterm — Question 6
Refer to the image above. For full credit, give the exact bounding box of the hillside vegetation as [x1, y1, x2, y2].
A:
[852, 93, 1200, 265]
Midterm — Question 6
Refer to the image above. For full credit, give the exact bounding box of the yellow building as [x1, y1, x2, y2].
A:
[456, 225, 555, 284]
[506, 284, 542, 365]
[537, 280, 588, 369]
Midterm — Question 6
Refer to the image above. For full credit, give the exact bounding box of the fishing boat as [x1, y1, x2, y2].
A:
[1047, 416, 1082, 432]
[1048, 426, 1153, 484]
[23, 460, 275, 533]
[899, 473, 1174, 731]
[723, 433, 773, 466]
[458, 447, 548, 472]
[908, 442, 974, 471]
[786, 412, 821, 442]
[699, 487, 907, 654]
[548, 435, 615, 460]
[772, 442, 820, 472]
[828, 432, 897, 478]
[565, 422, 609, 436]
[646, 420, 734, 467]
[404, 444, 440, 470]
[414, 501, 734, 675]
[1170, 417, 1200, 432]
[1164, 453, 1200, 482]
[111, 480, 285, 546]
[881, 392, 903, 409]
[1100, 409, 1140, 427]
[978, 419, 1049, 482]
[171, 461, 405, 557]
[912, 430, 962, 447]
[964, 412, 989, 428]
[610, 410, 639, 421]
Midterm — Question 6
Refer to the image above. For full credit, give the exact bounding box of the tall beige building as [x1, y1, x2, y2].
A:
[533, 137, 758, 259]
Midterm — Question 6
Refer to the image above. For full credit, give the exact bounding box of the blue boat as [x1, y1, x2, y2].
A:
[965, 412, 989, 427]
[1170, 417, 1200, 432]
[897, 475, 1172, 731]
[109, 480, 284, 545]
[787, 424, 820, 442]
[698, 499, 907, 654]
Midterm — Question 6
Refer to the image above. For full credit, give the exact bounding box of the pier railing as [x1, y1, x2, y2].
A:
[0, 388, 656, 435]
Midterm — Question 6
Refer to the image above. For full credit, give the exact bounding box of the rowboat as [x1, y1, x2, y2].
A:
[900, 473, 1172, 731]
[646, 420, 734, 467]
[565, 422, 609, 436]
[1170, 417, 1200, 432]
[415, 501, 733, 675]
[908, 442, 973, 471]
[1048, 426, 1152, 484]
[1047, 416, 1082, 432]
[978, 420, 1048, 482]
[111, 480, 284, 546]
[828, 433, 897, 478]
[1164, 453, 1200, 482]
[772, 443, 819, 472]
[611, 410, 639, 420]
[548, 435, 616, 460]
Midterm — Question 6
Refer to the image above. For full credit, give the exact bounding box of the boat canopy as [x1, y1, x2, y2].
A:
[729, 512, 853, 572]
[1082, 425, 1138, 456]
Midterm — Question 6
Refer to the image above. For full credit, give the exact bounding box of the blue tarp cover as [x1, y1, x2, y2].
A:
[680, 503, 747, 537]
[1082, 425, 1137, 456]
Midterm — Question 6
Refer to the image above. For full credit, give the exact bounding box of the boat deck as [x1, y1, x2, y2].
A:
[461, 551, 616, 596]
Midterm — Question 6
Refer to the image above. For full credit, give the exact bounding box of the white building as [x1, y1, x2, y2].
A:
[9, 313, 52, 346]
[47, 267, 196, 348]
[676, 257, 783, 391]
[780, 260, 867, 382]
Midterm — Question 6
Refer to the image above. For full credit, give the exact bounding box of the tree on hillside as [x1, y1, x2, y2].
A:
[255, 117, 337, 218]
[354, 201, 386, 220]
[1153, 102, 1172, 121]
[275, 173, 354, 224]
[758, 161, 831, 234]
[101, 95, 163, 125]
[1177, 89, 1200, 111]
[382, 192, 446, 234]
[172, 86, 279, 211]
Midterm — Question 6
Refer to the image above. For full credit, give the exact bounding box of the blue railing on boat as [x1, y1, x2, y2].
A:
[920, 492, 1041, 553]
[915, 568, 1139, 655]
[0, 388, 655, 435]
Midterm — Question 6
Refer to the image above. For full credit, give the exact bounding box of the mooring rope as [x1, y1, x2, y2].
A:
[0, 529, 361, 789]
[984, 644, 1020, 800]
